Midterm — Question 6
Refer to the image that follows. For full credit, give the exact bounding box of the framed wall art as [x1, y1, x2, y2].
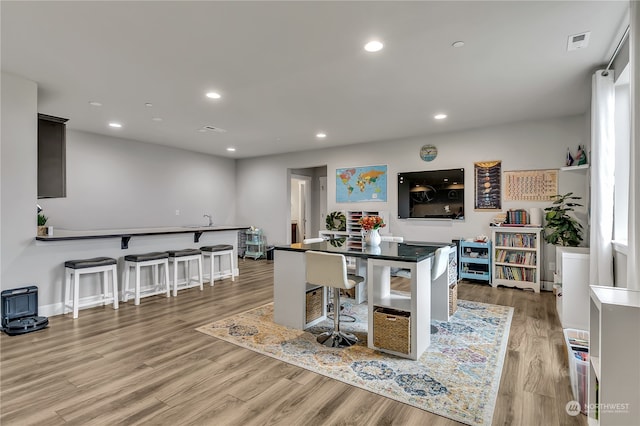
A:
[504, 169, 558, 201]
[336, 165, 387, 202]
[474, 161, 502, 210]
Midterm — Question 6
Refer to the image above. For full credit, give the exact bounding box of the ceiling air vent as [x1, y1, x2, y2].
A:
[202, 125, 227, 133]
[567, 31, 591, 51]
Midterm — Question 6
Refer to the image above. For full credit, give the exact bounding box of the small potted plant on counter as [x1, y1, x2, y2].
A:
[37, 213, 48, 236]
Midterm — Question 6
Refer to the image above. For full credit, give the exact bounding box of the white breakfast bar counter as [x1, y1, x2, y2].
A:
[273, 239, 456, 360]
[35, 225, 249, 248]
[31, 225, 249, 316]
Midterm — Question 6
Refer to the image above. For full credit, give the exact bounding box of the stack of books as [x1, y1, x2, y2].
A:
[506, 209, 528, 225]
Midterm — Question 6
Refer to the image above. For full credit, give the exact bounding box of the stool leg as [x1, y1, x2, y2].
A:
[64, 268, 71, 314]
[197, 256, 203, 291]
[172, 259, 178, 297]
[134, 262, 141, 305]
[102, 270, 109, 306]
[163, 260, 170, 298]
[230, 252, 236, 282]
[73, 271, 80, 319]
[209, 254, 215, 286]
[152, 264, 159, 292]
[124, 262, 131, 302]
[111, 265, 119, 310]
[186, 260, 192, 287]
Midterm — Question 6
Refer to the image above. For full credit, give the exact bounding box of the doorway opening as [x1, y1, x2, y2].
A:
[288, 166, 327, 243]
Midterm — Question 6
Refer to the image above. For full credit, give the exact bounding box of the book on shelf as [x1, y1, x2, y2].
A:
[495, 249, 536, 265]
[506, 209, 529, 225]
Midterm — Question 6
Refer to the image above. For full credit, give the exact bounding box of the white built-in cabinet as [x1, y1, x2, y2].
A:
[588, 286, 640, 425]
[555, 247, 590, 330]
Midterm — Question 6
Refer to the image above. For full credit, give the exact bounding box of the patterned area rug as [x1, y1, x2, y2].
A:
[196, 300, 513, 426]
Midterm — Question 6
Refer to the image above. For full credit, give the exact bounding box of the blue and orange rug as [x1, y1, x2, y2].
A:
[196, 300, 513, 426]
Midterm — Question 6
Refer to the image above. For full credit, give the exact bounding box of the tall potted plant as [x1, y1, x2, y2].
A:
[543, 192, 584, 246]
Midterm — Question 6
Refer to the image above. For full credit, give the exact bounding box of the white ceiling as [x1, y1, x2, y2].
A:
[1, 1, 628, 159]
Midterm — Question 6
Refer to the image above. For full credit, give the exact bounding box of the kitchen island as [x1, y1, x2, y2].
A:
[273, 239, 456, 360]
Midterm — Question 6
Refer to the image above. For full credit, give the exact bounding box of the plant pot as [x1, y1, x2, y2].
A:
[37, 226, 48, 236]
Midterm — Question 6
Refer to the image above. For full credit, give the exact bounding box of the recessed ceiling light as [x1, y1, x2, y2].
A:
[316, 132, 327, 139]
[434, 114, 447, 120]
[151, 117, 163, 122]
[88, 101, 102, 107]
[226, 147, 236, 152]
[364, 40, 384, 52]
[145, 102, 153, 107]
[206, 92, 221, 99]
[452, 41, 465, 48]
[108, 122, 122, 128]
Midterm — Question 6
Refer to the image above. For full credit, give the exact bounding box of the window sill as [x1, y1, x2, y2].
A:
[611, 240, 628, 255]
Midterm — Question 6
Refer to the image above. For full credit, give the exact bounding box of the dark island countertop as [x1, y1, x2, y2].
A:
[275, 239, 454, 263]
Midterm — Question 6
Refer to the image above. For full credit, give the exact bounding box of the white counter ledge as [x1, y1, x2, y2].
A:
[36, 225, 250, 249]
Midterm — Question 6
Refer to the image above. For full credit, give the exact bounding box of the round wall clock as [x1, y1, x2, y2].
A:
[420, 144, 438, 162]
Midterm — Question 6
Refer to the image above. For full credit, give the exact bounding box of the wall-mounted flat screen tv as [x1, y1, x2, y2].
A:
[398, 168, 465, 220]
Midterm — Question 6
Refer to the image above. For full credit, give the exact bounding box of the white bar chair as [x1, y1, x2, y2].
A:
[64, 257, 119, 319]
[168, 249, 204, 296]
[122, 252, 170, 305]
[200, 244, 236, 285]
[305, 250, 365, 347]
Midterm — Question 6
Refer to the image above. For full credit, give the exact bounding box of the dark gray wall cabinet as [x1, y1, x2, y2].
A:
[38, 113, 68, 198]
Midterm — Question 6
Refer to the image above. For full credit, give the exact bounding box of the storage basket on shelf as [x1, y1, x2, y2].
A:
[305, 287, 323, 323]
[373, 307, 410, 354]
[449, 283, 458, 316]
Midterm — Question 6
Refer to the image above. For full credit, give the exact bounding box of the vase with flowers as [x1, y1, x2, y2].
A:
[358, 215, 386, 247]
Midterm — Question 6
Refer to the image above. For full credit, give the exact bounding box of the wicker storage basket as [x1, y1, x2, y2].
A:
[449, 283, 458, 316]
[373, 307, 410, 354]
[306, 287, 323, 323]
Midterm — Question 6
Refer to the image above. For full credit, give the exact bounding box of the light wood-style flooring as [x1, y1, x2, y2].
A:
[1, 259, 585, 425]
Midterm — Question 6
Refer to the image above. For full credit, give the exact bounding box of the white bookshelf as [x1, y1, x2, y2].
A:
[491, 227, 542, 293]
[588, 286, 640, 425]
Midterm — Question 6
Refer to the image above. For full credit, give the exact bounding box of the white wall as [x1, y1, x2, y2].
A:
[1, 72, 38, 291]
[237, 115, 589, 282]
[38, 130, 236, 229]
[1, 72, 238, 312]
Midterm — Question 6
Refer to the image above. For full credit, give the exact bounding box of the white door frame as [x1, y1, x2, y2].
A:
[291, 174, 312, 241]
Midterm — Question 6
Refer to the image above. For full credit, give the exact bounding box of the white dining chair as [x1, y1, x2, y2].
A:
[431, 246, 451, 281]
[380, 236, 404, 242]
[303, 237, 325, 244]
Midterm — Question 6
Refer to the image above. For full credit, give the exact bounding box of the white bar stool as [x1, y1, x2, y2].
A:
[200, 244, 236, 285]
[64, 257, 119, 319]
[123, 252, 170, 305]
[168, 249, 203, 296]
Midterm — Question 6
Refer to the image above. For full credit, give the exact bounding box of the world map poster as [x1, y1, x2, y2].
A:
[336, 165, 387, 203]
